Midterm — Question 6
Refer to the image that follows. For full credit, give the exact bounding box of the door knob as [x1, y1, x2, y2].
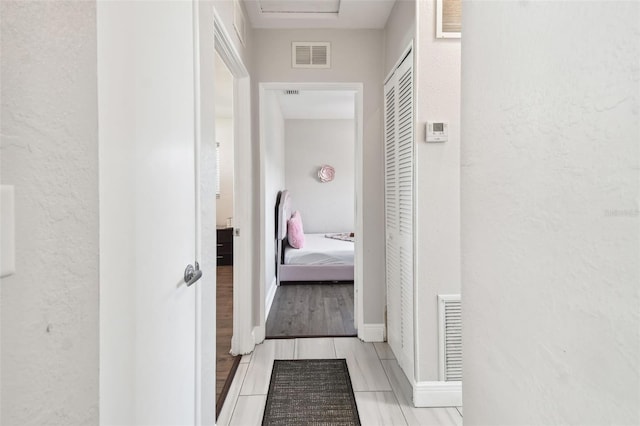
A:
[184, 262, 202, 287]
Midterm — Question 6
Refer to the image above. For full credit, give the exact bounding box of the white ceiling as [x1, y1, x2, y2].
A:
[276, 90, 355, 119]
[243, 0, 396, 29]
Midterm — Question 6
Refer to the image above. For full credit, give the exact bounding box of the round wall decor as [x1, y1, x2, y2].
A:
[317, 165, 335, 183]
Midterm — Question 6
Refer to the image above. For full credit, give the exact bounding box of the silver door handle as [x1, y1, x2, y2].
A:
[184, 262, 202, 287]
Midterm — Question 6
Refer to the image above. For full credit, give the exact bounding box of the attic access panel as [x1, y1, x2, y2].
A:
[259, 0, 340, 14]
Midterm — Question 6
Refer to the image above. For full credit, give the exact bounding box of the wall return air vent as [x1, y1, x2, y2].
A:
[438, 294, 462, 382]
[292, 42, 331, 69]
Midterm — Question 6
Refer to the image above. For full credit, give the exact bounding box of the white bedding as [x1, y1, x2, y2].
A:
[284, 233, 354, 265]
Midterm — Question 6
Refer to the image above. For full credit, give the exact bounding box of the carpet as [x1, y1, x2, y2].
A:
[262, 359, 361, 426]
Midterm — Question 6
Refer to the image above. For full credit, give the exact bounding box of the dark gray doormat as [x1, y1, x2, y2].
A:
[262, 359, 361, 426]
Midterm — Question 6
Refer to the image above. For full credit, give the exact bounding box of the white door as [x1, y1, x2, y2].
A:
[98, 2, 200, 424]
[384, 79, 401, 360]
[384, 50, 415, 379]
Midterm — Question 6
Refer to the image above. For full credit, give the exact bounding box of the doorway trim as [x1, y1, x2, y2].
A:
[212, 10, 254, 356]
[194, 9, 253, 425]
[255, 82, 365, 339]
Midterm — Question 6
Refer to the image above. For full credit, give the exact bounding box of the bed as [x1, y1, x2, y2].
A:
[276, 190, 354, 285]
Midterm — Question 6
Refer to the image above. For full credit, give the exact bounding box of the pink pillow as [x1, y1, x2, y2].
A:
[287, 211, 305, 249]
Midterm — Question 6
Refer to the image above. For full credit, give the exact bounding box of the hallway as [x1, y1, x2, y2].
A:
[217, 338, 463, 425]
[1, 1, 637, 424]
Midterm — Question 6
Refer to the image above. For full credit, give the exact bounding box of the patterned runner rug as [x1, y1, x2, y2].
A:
[262, 359, 361, 426]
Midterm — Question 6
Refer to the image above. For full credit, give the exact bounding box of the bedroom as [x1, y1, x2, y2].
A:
[261, 88, 358, 338]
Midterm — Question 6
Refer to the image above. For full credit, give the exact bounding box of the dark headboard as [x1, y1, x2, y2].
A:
[276, 190, 292, 241]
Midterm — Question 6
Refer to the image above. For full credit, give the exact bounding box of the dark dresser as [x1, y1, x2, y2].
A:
[216, 227, 233, 266]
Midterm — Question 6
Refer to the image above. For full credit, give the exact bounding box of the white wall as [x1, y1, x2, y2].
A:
[262, 91, 286, 296]
[284, 119, 355, 233]
[461, 1, 639, 424]
[0, 1, 99, 423]
[254, 29, 385, 324]
[216, 118, 234, 227]
[414, 0, 461, 382]
[384, 0, 415, 77]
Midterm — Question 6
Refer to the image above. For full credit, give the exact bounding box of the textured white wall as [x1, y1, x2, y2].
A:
[216, 118, 234, 227]
[461, 1, 640, 424]
[414, 0, 461, 382]
[285, 119, 355, 233]
[0, 1, 99, 424]
[254, 29, 385, 324]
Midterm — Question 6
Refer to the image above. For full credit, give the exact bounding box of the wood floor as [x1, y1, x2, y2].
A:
[265, 283, 357, 338]
[216, 266, 239, 417]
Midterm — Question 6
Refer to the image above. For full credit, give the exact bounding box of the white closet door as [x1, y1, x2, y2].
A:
[384, 76, 401, 361]
[384, 49, 414, 379]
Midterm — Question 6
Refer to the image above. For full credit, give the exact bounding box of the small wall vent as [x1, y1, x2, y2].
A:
[292, 42, 331, 69]
[284, 89, 299, 95]
[438, 294, 462, 382]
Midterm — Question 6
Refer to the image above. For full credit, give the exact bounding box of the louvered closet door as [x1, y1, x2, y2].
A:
[384, 74, 401, 364]
[384, 50, 414, 379]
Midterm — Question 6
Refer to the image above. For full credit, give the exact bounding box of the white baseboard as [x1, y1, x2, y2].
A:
[265, 277, 277, 319]
[413, 381, 462, 407]
[358, 323, 385, 342]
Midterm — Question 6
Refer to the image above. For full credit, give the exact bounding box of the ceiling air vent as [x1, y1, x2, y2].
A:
[292, 42, 331, 69]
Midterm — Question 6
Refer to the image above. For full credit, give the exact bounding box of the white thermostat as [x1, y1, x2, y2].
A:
[425, 121, 448, 143]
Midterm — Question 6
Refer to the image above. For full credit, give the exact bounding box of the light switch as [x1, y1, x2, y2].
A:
[1, 185, 16, 278]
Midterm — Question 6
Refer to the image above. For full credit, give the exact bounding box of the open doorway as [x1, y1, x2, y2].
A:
[213, 50, 239, 417]
[198, 11, 253, 423]
[258, 83, 365, 339]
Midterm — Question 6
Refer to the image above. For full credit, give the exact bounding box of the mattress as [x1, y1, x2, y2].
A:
[284, 233, 354, 266]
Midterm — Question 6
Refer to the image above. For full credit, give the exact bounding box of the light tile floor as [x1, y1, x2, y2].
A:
[217, 337, 463, 426]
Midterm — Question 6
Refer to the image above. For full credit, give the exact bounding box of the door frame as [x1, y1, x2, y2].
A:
[212, 11, 254, 357]
[255, 82, 365, 338]
[194, 8, 254, 424]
